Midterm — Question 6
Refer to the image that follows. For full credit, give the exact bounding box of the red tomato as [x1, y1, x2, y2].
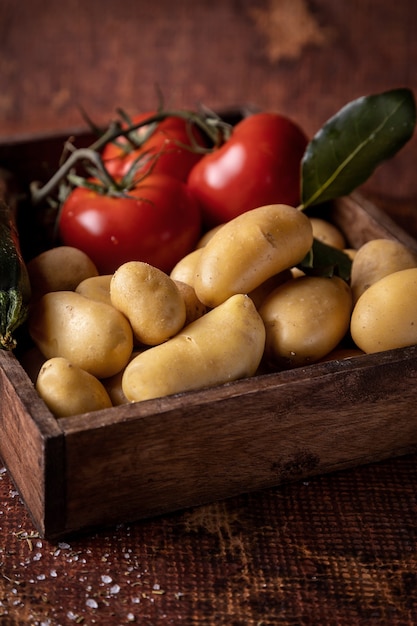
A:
[101, 111, 208, 182]
[187, 112, 309, 227]
[58, 174, 201, 275]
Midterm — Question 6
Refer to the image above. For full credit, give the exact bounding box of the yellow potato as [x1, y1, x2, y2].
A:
[28, 291, 133, 378]
[351, 267, 417, 353]
[76, 274, 112, 305]
[36, 357, 112, 417]
[173, 280, 208, 324]
[309, 217, 346, 249]
[110, 261, 186, 346]
[169, 248, 203, 287]
[27, 246, 98, 298]
[350, 238, 417, 303]
[259, 275, 353, 368]
[194, 204, 313, 308]
[122, 293, 266, 402]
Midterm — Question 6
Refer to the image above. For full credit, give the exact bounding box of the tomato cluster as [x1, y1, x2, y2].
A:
[58, 109, 309, 274]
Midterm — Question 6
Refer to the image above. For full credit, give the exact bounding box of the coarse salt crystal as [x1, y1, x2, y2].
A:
[101, 574, 112, 584]
[86, 598, 98, 609]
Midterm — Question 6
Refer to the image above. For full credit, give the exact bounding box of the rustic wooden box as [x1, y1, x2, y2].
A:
[1, 130, 417, 540]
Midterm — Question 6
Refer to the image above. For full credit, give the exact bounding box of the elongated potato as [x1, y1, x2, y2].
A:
[122, 293, 266, 402]
[350, 238, 417, 303]
[28, 291, 133, 378]
[36, 357, 112, 417]
[351, 267, 417, 353]
[259, 275, 353, 368]
[27, 246, 98, 298]
[110, 261, 186, 346]
[194, 204, 313, 307]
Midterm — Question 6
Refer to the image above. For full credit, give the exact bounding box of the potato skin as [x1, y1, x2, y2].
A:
[259, 275, 353, 368]
[194, 204, 313, 307]
[350, 238, 417, 303]
[28, 291, 133, 378]
[36, 357, 112, 417]
[169, 248, 203, 288]
[309, 218, 346, 250]
[76, 274, 112, 305]
[110, 261, 186, 346]
[27, 246, 98, 298]
[351, 267, 417, 353]
[122, 293, 266, 402]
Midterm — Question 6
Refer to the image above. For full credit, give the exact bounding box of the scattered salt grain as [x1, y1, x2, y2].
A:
[101, 574, 112, 584]
[110, 584, 120, 594]
[58, 542, 71, 549]
[127, 613, 135, 622]
[86, 598, 98, 609]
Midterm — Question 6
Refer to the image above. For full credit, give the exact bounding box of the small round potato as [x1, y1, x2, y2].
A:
[27, 246, 98, 298]
[351, 267, 417, 353]
[76, 274, 113, 305]
[172, 280, 208, 324]
[259, 275, 353, 368]
[111, 261, 186, 346]
[350, 238, 417, 303]
[169, 248, 203, 287]
[36, 357, 112, 417]
[309, 217, 346, 249]
[28, 291, 133, 378]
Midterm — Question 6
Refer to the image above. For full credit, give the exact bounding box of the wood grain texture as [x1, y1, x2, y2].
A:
[0, 0, 416, 198]
[0, 350, 65, 536]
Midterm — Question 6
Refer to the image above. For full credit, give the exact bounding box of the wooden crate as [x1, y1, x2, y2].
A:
[1, 131, 417, 540]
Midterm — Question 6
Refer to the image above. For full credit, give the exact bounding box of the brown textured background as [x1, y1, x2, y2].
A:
[1, 0, 417, 623]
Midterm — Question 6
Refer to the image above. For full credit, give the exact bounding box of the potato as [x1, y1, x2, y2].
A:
[351, 267, 417, 353]
[110, 261, 186, 346]
[28, 291, 133, 378]
[76, 274, 112, 305]
[259, 275, 353, 368]
[350, 238, 417, 303]
[309, 217, 346, 249]
[194, 204, 313, 307]
[36, 357, 112, 417]
[122, 293, 266, 402]
[169, 248, 203, 287]
[172, 280, 208, 324]
[27, 246, 98, 297]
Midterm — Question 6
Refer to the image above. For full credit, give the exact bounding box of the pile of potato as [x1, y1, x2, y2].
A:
[21, 203, 417, 418]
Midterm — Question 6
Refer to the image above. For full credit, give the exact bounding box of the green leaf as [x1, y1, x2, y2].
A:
[297, 238, 352, 281]
[301, 88, 416, 208]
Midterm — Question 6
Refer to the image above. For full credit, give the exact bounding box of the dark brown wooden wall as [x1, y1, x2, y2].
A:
[1, 0, 416, 199]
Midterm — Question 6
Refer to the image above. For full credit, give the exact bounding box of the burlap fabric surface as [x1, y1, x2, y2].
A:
[1, 452, 416, 626]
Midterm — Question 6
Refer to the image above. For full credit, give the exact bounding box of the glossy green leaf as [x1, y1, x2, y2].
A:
[297, 238, 352, 281]
[301, 88, 416, 208]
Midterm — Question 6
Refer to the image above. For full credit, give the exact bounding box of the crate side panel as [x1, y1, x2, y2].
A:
[0, 351, 65, 536]
[61, 349, 417, 535]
